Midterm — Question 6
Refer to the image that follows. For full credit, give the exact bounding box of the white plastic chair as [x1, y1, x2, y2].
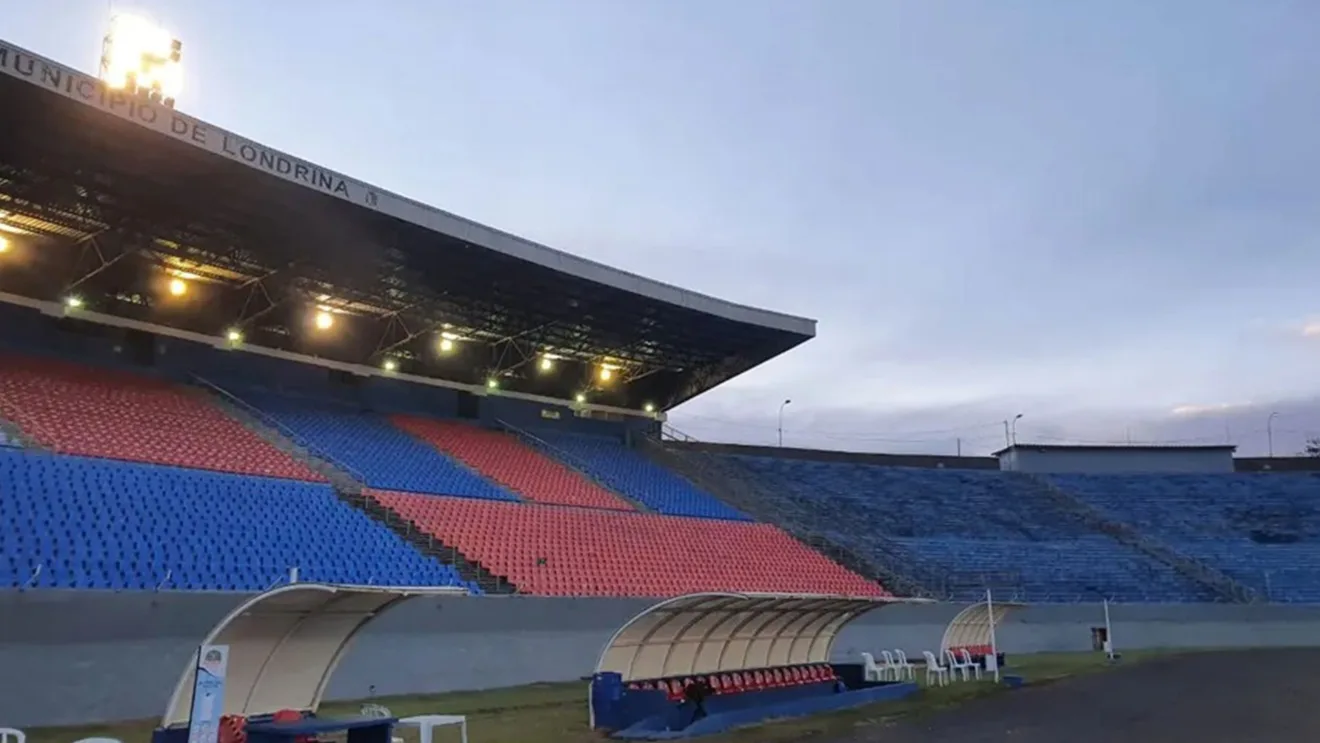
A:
[893, 649, 916, 681]
[880, 650, 900, 681]
[945, 649, 972, 682]
[0, 728, 26, 743]
[922, 651, 950, 687]
[860, 652, 884, 682]
[960, 648, 983, 680]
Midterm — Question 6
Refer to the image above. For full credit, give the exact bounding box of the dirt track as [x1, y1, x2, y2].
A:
[840, 649, 1320, 743]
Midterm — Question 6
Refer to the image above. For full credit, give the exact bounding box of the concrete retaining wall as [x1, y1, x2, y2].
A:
[5, 591, 1320, 728]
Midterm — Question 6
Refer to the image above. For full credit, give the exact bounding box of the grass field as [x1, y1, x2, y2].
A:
[25, 651, 1172, 743]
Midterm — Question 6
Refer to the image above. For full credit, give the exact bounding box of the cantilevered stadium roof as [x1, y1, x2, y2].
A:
[0, 40, 814, 409]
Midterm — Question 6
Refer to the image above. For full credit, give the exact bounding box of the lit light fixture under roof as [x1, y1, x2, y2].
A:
[599, 367, 613, 381]
[225, 328, 243, 343]
[383, 359, 398, 372]
[486, 377, 499, 390]
[575, 392, 586, 404]
[0, 235, 9, 253]
[644, 403, 655, 413]
[539, 356, 554, 372]
[168, 277, 187, 296]
[64, 295, 83, 309]
[314, 310, 334, 330]
[438, 337, 454, 353]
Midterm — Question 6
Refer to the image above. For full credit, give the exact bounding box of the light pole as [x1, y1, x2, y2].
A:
[1267, 411, 1279, 458]
[778, 399, 792, 447]
[1005, 413, 1024, 446]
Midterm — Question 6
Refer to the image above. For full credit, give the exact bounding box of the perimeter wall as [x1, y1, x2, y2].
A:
[5, 591, 1320, 727]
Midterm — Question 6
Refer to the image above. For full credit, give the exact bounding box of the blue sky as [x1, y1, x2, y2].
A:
[7, 0, 1319, 455]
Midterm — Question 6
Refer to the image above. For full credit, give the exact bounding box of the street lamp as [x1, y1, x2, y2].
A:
[1267, 411, 1279, 458]
[778, 399, 792, 447]
[1004, 413, 1024, 447]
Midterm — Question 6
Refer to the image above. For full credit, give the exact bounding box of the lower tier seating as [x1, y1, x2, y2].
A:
[0, 354, 320, 481]
[371, 490, 887, 598]
[531, 432, 750, 520]
[243, 393, 517, 500]
[0, 450, 474, 592]
[392, 416, 635, 511]
[1051, 473, 1320, 603]
[730, 456, 1217, 602]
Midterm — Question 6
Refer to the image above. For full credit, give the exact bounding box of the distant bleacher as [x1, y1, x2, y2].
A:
[372, 489, 885, 597]
[0, 449, 473, 591]
[1050, 473, 1320, 603]
[729, 455, 1218, 603]
[533, 432, 750, 520]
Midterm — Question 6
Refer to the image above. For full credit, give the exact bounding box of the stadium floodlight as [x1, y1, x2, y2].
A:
[100, 13, 184, 109]
[314, 310, 334, 330]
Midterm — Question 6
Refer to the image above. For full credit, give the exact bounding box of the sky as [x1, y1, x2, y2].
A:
[5, 0, 1319, 456]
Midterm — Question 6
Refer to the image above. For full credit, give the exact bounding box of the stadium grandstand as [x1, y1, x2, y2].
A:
[1, 32, 1320, 610]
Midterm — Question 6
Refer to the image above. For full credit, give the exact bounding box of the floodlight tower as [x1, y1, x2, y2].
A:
[99, 12, 184, 109]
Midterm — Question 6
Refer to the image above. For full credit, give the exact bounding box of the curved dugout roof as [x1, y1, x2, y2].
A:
[939, 600, 1022, 652]
[595, 592, 925, 682]
[162, 583, 467, 727]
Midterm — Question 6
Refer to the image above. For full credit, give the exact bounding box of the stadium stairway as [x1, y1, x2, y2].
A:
[194, 378, 518, 594]
[1010, 472, 1259, 603]
[636, 433, 910, 596]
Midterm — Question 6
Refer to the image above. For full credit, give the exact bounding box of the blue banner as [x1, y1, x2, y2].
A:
[188, 644, 230, 743]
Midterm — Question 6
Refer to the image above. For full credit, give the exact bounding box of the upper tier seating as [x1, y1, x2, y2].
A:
[0, 355, 320, 481]
[531, 432, 750, 520]
[372, 490, 885, 598]
[1050, 473, 1320, 603]
[392, 416, 635, 511]
[730, 456, 1217, 603]
[0, 450, 473, 591]
[243, 393, 517, 500]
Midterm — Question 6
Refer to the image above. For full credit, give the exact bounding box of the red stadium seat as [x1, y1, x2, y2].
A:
[391, 416, 635, 511]
[369, 490, 890, 598]
[0, 355, 322, 481]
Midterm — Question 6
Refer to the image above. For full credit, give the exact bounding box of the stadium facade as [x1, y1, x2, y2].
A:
[4, 34, 1320, 730]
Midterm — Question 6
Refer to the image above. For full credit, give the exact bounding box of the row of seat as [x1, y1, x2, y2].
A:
[372, 489, 888, 598]
[630, 665, 840, 700]
[0, 450, 474, 592]
[392, 415, 635, 511]
[0, 355, 321, 481]
[729, 455, 1217, 603]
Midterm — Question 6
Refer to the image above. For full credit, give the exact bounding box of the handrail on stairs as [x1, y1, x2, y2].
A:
[192, 375, 368, 484]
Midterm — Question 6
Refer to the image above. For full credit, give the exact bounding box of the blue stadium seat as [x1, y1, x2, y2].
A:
[728, 456, 1218, 603]
[532, 432, 750, 520]
[243, 393, 518, 500]
[0, 449, 479, 592]
[1049, 473, 1320, 603]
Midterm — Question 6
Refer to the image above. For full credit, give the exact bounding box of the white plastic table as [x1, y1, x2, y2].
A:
[398, 714, 468, 743]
